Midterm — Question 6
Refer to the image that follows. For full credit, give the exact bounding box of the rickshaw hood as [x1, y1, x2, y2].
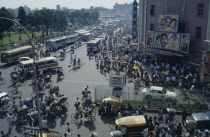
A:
[115, 115, 146, 127]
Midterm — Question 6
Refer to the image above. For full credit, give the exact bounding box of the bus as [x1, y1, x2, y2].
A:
[19, 57, 59, 73]
[45, 34, 80, 49]
[45, 37, 67, 49]
[86, 38, 101, 55]
[0, 46, 33, 64]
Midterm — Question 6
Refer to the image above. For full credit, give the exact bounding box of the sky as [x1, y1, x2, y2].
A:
[0, 0, 134, 9]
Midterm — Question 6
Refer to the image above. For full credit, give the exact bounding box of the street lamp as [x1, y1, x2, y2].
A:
[0, 17, 42, 136]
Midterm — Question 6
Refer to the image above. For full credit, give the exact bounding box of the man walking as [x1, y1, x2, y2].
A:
[7, 113, 13, 132]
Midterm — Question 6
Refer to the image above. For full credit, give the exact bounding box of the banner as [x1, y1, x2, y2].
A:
[153, 32, 180, 51]
[180, 34, 190, 54]
[146, 31, 154, 47]
[158, 15, 179, 32]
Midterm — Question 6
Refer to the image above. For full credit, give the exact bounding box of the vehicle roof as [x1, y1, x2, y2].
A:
[46, 37, 66, 42]
[102, 97, 120, 103]
[87, 38, 100, 44]
[1, 46, 32, 54]
[66, 34, 78, 39]
[115, 115, 146, 127]
[20, 57, 57, 65]
[0, 92, 8, 98]
[150, 86, 163, 91]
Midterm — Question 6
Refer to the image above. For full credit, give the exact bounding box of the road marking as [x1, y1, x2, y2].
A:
[63, 80, 108, 85]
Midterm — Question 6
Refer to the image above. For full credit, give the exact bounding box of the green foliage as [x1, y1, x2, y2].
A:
[18, 6, 26, 26]
[69, 9, 99, 26]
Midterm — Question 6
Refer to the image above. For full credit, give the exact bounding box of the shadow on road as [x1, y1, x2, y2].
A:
[84, 122, 96, 131]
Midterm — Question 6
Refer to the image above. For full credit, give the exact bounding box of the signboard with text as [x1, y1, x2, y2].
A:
[109, 73, 126, 88]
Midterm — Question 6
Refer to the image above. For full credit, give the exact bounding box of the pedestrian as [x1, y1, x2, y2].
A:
[66, 129, 72, 137]
[12, 101, 18, 116]
[176, 123, 182, 137]
[7, 113, 13, 131]
[182, 108, 187, 126]
[66, 123, 71, 131]
[141, 127, 148, 137]
[19, 97, 24, 108]
[77, 134, 81, 137]
[41, 118, 47, 131]
[74, 98, 80, 111]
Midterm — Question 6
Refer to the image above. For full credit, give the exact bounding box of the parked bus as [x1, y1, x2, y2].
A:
[45, 34, 80, 49]
[86, 38, 101, 55]
[0, 46, 33, 64]
[19, 57, 59, 73]
[45, 37, 67, 49]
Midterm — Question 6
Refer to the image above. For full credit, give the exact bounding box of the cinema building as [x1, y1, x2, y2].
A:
[138, 0, 210, 65]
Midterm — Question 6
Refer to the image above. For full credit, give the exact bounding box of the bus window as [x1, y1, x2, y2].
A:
[46, 60, 53, 64]
[38, 62, 46, 66]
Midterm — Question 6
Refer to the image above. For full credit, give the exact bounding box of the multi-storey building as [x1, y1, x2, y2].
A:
[132, 0, 138, 40]
[138, 0, 210, 65]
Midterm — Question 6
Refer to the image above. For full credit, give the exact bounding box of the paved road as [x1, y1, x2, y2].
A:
[0, 44, 115, 137]
[0, 43, 194, 137]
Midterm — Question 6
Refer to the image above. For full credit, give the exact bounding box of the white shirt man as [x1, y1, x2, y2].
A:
[141, 128, 148, 137]
[41, 119, 47, 129]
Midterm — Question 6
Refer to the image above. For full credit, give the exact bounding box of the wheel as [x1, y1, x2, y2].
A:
[31, 91, 36, 98]
[0, 78, 6, 85]
[109, 124, 116, 132]
[87, 115, 96, 123]
[71, 113, 79, 123]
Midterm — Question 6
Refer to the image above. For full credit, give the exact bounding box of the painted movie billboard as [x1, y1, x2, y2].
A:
[180, 34, 190, 54]
[158, 14, 179, 32]
[153, 32, 180, 51]
[146, 31, 154, 47]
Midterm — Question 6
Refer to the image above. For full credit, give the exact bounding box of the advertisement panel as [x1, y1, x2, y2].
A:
[146, 31, 154, 47]
[153, 32, 180, 51]
[158, 14, 179, 32]
[180, 34, 190, 54]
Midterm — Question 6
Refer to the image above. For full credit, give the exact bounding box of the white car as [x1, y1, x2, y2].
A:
[18, 57, 32, 63]
[142, 86, 177, 102]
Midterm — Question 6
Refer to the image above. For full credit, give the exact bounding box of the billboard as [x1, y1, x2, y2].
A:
[146, 31, 154, 47]
[180, 34, 190, 54]
[153, 32, 180, 51]
[158, 14, 179, 32]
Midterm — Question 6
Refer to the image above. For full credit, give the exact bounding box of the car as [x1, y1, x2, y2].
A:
[186, 111, 210, 130]
[18, 57, 32, 63]
[142, 86, 177, 102]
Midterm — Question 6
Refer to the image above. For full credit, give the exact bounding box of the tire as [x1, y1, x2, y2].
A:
[87, 115, 96, 123]
[71, 113, 79, 123]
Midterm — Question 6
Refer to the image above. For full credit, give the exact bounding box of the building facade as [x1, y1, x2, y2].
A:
[132, 0, 138, 40]
[138, 0, 210, 65]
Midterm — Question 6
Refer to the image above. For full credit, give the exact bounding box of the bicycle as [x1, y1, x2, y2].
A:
[0, 76, 6, 85]
[8, 88, 22, 98]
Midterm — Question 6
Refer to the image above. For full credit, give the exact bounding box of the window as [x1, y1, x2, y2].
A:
[197, 3, 204, 17]
[195, 27, 202, 40]
[150, 24, 154, 31]
[150, 5, 155, 16]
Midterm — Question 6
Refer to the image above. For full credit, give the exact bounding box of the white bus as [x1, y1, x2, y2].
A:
[45, 34, 80, 49]
[87, 38, 101, 55]
[19, 57, 59, 73]
[0, 46, 33, 64]
[45, 37, 67, 49]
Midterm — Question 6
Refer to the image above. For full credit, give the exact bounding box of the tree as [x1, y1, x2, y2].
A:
[18, 6, 26, 26]
[0, 7, 14, 48]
